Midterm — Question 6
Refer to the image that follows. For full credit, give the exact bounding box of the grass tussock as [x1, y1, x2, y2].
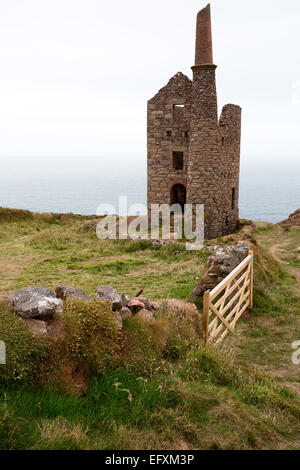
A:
[249, 242, 299, 318]
[49, 299, 121, 391]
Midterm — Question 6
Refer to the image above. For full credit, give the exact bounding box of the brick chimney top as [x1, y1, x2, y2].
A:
[194, 4, 213, 66]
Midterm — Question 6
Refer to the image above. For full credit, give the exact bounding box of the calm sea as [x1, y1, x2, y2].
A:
[0, 156, 299, 223]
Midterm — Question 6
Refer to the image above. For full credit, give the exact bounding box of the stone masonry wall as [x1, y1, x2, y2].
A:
[218, 104, 242, 235]
[147, 72, 192, 215]
[187, 64, 224, 239]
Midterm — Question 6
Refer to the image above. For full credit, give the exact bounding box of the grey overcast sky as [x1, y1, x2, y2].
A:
[0, 0, 299, 162]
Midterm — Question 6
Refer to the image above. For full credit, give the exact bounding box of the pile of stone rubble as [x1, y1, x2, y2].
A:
[193, 242, 250, 297]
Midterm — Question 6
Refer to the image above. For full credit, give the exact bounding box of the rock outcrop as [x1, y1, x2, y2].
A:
[281, 209, 300, 227]
[193, 242, 250, 297]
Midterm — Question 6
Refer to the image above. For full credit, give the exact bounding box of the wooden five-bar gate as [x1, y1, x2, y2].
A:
[203, 250, 254, 345]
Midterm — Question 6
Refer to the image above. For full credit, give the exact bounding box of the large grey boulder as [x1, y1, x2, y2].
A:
[96, 286, 122, 311]
[9, 287, 63, 319]
[55, 285, 92, 301]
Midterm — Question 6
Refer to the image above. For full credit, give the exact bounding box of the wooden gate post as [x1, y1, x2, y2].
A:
[249, 250, 254, 309]
[203, 290, 210, 345]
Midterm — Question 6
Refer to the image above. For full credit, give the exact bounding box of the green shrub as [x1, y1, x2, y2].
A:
[0, 302, 49, 386]
[53, 299, 121, 381]
[162, 315, 199, 361]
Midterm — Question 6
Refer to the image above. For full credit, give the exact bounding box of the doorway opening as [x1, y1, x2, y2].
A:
[170, 184, 187, 212]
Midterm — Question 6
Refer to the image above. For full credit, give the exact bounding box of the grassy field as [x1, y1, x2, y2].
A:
[0, 208, 210, 301]
[0, 207, 300, 450]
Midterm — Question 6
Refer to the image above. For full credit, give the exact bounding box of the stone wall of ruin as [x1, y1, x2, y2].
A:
[147, 68, 241, 239]
[218, 104, 242, 235]
[187, 65, 224, 239]
[147, 72, 192, 215]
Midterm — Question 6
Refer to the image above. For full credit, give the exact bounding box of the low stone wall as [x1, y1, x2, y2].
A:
[193, 242, 250, 297]
[7, 284, 201, 338]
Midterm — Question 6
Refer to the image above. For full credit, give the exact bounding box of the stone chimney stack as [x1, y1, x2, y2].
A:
[195, 4, 213, 66]
[191, 4, 217, 122]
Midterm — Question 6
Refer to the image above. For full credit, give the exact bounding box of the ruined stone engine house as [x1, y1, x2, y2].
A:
[147, 4, 242, 239]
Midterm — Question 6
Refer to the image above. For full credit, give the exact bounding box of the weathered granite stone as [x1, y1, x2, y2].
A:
[230, 242, 250, 268]
[120, 307, 132, 320]
[121, 294, 131, 308]
[24, 318, 48, 336]
[55, 286, 92, 301]
[138, 297, 154, 311]
[128, 298, 145, 314]
[9, 287, 63, 318]
[137, 309, 155, 322]
[96, 286, 122, 311]
[151, 302, 160, 312]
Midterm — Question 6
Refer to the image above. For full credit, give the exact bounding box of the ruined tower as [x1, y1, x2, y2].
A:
[147, 4, 242, 239]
